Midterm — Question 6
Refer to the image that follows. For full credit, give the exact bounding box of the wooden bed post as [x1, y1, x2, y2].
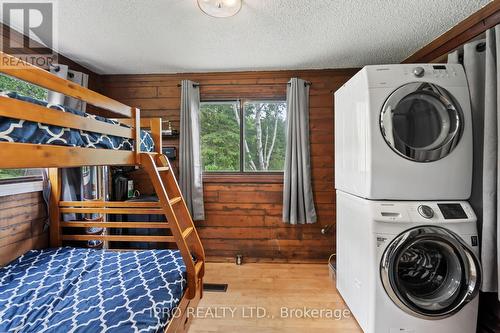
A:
[48, 168, 62, 247]
[133, 107, 141, 163]
[150, 117, 163, 154]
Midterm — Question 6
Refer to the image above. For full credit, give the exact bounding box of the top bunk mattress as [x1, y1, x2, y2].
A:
[0, 92, 154, 152]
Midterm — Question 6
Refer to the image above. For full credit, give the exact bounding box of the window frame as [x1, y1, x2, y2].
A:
[200, 97, 286, 182]
[0, 176, 44, 197]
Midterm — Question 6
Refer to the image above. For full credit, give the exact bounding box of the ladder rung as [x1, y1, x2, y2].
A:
[182, 226, 194, 239]
[61, 234, 175, 242]
[59, 207, 164, 214]
[60, 221, 170, 229]
[157, 166, 170, 172]
[169, 197, 182, 206]
[59, 201, 159, 208]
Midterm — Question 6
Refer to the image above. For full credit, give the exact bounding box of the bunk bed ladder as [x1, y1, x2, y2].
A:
[140, 152, 205, 300]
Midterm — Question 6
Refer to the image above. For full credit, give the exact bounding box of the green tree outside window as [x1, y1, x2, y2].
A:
[200, 100, 287, 173]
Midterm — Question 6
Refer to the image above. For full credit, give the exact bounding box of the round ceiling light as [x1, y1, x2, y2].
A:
[197, 0, 242, 18]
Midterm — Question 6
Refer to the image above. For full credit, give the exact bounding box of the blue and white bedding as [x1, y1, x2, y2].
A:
[0, 248, 187, 333]
[0, 92, 154, 152]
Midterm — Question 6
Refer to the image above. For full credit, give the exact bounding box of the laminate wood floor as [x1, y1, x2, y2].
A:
[189, 263, 362, 333]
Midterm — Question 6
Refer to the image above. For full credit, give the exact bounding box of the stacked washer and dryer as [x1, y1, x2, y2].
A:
[334, 64, 482, 333]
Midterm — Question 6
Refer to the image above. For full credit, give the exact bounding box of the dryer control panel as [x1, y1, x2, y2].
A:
[363, 63, 468, 88]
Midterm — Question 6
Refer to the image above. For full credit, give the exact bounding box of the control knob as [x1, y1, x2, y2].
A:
[413, 67, 425, 77]
[418, 205, 434, 219]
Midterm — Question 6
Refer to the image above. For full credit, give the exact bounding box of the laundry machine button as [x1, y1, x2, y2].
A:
[417, 205, 434, 219]
[412, 66, 425, 77]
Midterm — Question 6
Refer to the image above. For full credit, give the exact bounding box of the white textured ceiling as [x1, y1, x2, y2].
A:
[7, 0, 492, 74]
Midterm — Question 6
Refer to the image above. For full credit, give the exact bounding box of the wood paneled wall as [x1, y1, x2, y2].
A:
[101, 69, 358, 262]
[0, 192, 48, 266]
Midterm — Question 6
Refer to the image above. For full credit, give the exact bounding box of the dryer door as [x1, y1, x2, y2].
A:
[380, 82, 464, 162]
[380, 226, 481, 320]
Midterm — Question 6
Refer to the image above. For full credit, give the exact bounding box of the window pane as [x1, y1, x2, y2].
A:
[244, 101, 287, 172]
[0, 74, 47, 181]
[0, 74, 48, 100]
[200, 101, 241, 172]
[0, 169, 42, 181]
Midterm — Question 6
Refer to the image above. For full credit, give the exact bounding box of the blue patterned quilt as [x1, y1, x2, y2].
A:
[0, 248, 187, 333]
[0, 92, 154, 152]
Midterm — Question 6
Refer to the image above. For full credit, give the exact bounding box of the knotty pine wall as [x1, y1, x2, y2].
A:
[0, 192, 48, 266]
[101, 69, 358, 262]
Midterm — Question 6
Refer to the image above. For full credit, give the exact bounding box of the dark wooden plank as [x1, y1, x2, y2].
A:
[0, 192, 48, 266]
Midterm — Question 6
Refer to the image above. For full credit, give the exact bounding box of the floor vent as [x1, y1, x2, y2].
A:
[203, 283, 228, 292]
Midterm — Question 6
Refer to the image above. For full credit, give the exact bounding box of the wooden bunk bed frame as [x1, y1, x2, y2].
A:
[0, 52, 204, 333]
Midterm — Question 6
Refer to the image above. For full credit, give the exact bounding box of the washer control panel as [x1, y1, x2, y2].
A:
[374, 201, 476, 223]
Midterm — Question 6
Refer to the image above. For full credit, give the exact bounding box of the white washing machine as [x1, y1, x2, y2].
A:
[336, 191, 481, 333]
[334, 64, 473, 200]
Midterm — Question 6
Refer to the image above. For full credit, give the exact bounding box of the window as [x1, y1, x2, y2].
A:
[0, 74, 46, 184]
[200, 101, 240, 172]
[0, 74, 48, 100]
[243, 101, 287, 172]
[200, 100, 287, 173]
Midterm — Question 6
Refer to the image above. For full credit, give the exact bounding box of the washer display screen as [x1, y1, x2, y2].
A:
[437, 204, 467, 219]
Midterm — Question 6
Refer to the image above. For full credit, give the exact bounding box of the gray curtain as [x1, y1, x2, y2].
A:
[179, 80, 205, 221]
[449, 25, 499, 294]
[41, 169, 51, 230]
[48, 64, 90, 221]
[283, 78, 317, 224]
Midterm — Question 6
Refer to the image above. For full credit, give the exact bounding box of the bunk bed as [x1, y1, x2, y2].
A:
[0, 52, 205, 333]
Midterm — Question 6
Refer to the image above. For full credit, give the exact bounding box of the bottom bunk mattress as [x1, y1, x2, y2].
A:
[0, 91, 154, 151]
[0, 247, 187, 333]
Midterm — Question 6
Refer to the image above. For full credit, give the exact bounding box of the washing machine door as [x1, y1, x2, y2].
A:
[380, 82, 464, 162]
[380, 226, 481, 320]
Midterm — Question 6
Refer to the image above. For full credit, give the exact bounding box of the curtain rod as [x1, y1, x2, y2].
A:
[177, 81, 312, 88]
[50, 64, 61, 72]
[49, 63, 75, 78]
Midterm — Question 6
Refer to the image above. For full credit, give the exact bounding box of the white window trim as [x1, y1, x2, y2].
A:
[0, 180, 44, 197]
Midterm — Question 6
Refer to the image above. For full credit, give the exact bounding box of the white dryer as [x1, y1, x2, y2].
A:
[334, 64, 472, 200]
[336, 191, 481, 333]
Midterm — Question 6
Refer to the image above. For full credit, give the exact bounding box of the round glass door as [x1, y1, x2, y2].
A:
[380, 82, 464, 162]
[380, 226, 481, 319]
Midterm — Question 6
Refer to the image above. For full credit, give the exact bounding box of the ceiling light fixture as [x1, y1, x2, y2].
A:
[197, 0, 242, 18]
